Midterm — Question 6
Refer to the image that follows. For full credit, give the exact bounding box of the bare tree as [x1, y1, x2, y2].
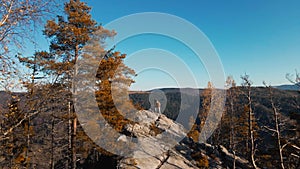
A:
[286, 69, 300, 88]
[225, 76, 238, 169]
[263, 83, 285, 169]
[0, 0, 63, 80]
[241, 74, 260, 169]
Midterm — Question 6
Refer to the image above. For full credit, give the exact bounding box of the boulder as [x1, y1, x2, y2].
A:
[118, 110, 198, 168]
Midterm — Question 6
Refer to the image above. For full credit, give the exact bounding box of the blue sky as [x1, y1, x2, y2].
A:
[27, 0, 300, 90]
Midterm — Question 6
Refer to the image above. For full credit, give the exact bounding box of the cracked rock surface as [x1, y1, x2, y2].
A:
[118, 110, 197, 169]
[117, 110, 251, 169]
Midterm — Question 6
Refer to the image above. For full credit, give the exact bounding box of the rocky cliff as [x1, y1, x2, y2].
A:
[116, 110, 251, 169]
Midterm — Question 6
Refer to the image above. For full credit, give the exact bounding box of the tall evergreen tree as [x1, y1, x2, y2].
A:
[43, 0, 114, 80]
[95, 51, 135, 132]
[18, 1, 115, 168]
[43, 1, 115, 168]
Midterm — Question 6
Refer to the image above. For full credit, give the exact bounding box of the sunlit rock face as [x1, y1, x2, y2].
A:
[116, 110, 251, 169]
[118, 110, 198, 169]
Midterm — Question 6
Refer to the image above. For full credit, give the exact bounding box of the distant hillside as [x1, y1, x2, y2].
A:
[130, 87, 300, 121]
[274, 83, 300, 91]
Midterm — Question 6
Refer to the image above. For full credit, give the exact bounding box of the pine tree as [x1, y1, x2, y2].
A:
[16, 0, 136, 167]
[42, 1, 114, 168]
[18, 0, 115, 168]
[42, 0, 115, 80]
[95, 51, 135, 132]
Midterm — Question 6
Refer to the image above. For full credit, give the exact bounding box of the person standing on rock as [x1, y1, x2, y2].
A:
[154, 99, 161, 113]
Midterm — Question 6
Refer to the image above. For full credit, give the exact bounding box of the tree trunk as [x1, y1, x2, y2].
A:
[50, 114, 55, 169]
[229, 89, 236, 169]
[270, 91, 285, 169]
[26, 118, 30, 169]
[247, 90, 259, 169]
[241, 75, 259, 169]
[71, 117, 77, 169]
[68, 101, 72, 169]
[70, 44, 79, 169]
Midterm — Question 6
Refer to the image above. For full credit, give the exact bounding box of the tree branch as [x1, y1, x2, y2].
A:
[0, 0, 14, 27]
[0, 110, 39, 141]
[263, 126, 277, 133]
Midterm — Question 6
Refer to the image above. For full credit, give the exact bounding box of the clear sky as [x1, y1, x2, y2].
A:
[28, 0, 300, 91]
